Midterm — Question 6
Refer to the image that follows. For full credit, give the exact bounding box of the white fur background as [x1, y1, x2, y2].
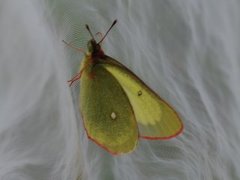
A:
[1, 0, 240, 179]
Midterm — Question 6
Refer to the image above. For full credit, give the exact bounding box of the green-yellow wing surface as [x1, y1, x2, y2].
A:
[100, 56, 183, 139]
[79, 63, 138, 154]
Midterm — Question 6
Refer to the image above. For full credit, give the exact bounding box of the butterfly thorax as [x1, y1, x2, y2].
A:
[87, 39, 105, 59]
[81, 39, 105, 77]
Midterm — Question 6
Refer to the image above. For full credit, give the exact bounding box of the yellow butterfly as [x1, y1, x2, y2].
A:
[64, 20, 183, 155]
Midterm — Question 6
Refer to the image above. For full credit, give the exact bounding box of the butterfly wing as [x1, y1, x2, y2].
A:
[79, 61, 138, 154]
[99, 56, 183, 139]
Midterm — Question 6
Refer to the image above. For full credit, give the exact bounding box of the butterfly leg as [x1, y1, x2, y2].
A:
[68, 72, 82, 86]
[67, 59, 95, 86]
[95, 32, 103, 40]
[62, 40, 85, 53]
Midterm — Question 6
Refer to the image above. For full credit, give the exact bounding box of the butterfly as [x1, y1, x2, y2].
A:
[64, 20, 183, 155]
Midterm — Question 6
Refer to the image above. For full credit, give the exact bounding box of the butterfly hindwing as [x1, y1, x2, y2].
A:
[79, 61, 138, 154]
[99, 56, 183, 139]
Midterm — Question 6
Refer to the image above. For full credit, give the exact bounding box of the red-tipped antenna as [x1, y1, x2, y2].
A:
[85, 24, 95, 40]
[98, 19, 117, 44]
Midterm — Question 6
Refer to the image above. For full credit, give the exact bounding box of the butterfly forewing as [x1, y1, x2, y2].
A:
[100, 56, 183, 139]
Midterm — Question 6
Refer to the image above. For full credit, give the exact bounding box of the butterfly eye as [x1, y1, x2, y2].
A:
[95, 44, 101, 51]
[86, 39, 95, 52]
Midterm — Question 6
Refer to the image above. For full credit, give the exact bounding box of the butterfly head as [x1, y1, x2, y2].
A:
[87, 39, 104, 58]
[87, 39, 101, 53]
[85, 20, 117, 57]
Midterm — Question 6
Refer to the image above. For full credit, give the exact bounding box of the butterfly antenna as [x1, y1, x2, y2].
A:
[85, 24, 95, 40]
[98, 19, 117, 44]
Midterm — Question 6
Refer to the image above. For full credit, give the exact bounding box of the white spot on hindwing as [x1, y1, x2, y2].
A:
[111, 112, 117, 120]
